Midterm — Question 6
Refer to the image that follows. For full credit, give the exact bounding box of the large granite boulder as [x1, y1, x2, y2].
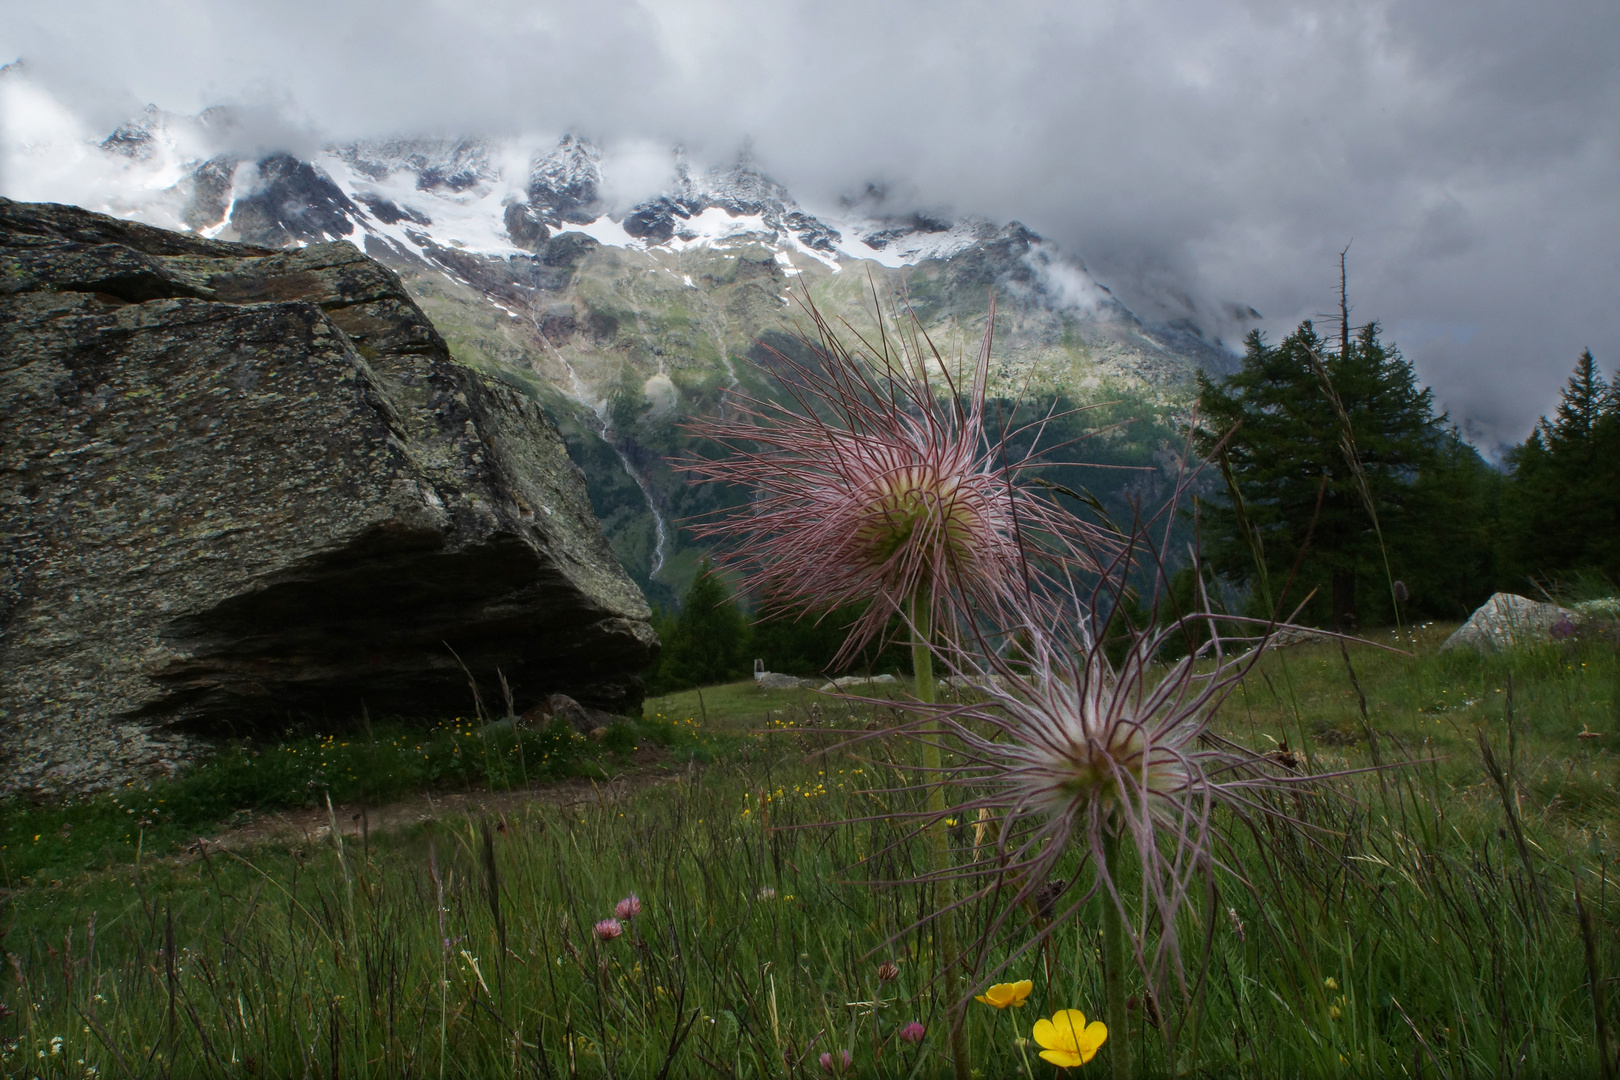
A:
[1439, 592, 1579, 653]
[0, 198, 657, 795]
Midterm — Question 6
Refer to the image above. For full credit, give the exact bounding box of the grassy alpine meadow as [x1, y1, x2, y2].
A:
[3, 625, 1620, 1078]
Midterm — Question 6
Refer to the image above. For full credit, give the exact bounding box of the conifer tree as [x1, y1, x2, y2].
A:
[1196, 320, 1445, 628]
[1501, 350, 1620, 582]
[647, 561, 751, 692]
[1552, 349, 1609, 447]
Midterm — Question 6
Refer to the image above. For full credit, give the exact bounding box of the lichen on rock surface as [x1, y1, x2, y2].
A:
[0, 198, 657, 796]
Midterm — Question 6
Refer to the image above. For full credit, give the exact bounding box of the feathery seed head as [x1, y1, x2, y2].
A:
[995, 649, 1197, 820]
[849, 460, 983, 569]
[683, 292, 1111, 657]
[898, 600, 1333, 997]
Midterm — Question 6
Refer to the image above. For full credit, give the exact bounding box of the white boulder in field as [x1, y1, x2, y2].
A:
[1440, 593, 1580, 652]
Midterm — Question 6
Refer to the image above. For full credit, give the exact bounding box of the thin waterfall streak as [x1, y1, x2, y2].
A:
[542, 327, 670, 581]
[591, 398, 668, 580]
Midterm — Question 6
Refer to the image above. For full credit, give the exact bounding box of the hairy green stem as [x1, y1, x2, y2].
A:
[1102, 824, 1132, 1080]
[911, 596, 971, 1080]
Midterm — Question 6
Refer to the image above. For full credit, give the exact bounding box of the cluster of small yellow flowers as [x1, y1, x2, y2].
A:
[1323, 977, 1348, 1019]
[653, 712, 703, 729]
[737, 766, 876, 822]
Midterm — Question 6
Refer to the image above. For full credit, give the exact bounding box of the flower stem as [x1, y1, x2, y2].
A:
[911, 595, 971, 1080]
[1101, 823, 1131, 1080]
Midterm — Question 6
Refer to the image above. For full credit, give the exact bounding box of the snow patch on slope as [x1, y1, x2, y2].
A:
[828, 216, 993, 268]
[321, 149, 527, 256]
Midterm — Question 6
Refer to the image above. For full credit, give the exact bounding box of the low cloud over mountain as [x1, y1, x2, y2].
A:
[4, 0, 1619, 449]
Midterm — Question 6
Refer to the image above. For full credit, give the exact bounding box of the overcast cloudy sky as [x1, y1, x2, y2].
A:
[4, 0, 1617, 450]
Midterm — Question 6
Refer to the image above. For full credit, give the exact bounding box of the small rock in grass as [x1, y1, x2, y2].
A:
[817, 674, 900, 692]
[522, 693, 613, 735]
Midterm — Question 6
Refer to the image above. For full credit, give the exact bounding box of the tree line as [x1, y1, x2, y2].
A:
[645, 562, 913, 695]
[647, 299, 1617, 692]
[1195, 314, 1618, 631]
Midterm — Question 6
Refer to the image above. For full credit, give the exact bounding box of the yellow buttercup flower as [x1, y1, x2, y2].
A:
[1033, 1009, 1108, 1068]
[974, 980, 1034, 1009]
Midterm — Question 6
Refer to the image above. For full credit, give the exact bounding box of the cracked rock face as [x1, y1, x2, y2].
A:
[0, 198, 657, 796]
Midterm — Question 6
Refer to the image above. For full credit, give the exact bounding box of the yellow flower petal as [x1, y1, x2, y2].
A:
[1041, 1010, 1090, 1051]
[1035, 1010, 1107, 1064]
[976, 979, 1034, 1009]
[1035, 1014, 1071, 1052]
[1077, 1020, 1108, 1057]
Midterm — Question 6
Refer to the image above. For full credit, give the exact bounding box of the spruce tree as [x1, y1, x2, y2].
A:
[647, 561, 751, 692]
[1403, 428, 1502, 614]
[1552, 349, 1608, 447]
[1196, 320, 1446, 628]
[1501, 350, 1620, 583]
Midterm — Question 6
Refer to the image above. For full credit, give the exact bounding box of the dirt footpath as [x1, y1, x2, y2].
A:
[196, 753, 687, 856]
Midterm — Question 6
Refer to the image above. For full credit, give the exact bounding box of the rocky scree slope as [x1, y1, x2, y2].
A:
[0, 198, 656, 797]
[69, 117, 1239, 600]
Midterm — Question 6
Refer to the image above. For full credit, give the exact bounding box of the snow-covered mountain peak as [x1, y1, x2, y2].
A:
[609, 153, 843, 255]
[334, 137, 499, 193]
[14, 99, 1226, 359]
[36, 102, 1097, 285]
[97, 103, 236, 164]
[696, 159, 792, 214]
[527, 134, 605, 225]
[98, 104, 170, 160]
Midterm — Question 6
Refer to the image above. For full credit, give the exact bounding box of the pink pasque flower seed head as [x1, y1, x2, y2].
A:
[899, 1021, 926, 1044]
[682, 293, 1111, 660]
[593, 918, 623, 942]
[615, 894, 641, 919]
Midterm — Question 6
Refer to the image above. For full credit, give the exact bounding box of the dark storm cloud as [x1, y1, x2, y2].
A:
[4, 0, 1618, 449]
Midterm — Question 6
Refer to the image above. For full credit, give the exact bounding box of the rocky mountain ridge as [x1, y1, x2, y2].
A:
[92, 108, 1227, 368]
[54, 106, 1236, 600]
